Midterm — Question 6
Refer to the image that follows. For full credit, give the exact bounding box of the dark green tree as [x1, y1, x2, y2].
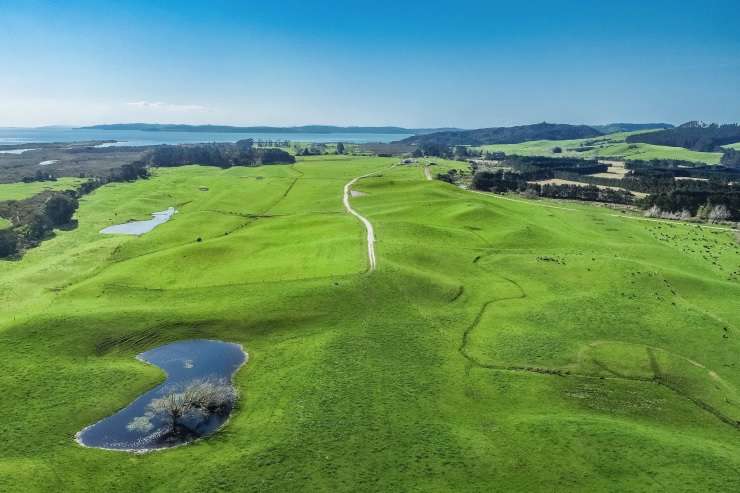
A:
[44, 194, 78, 226]
[0, 229, 18, 257]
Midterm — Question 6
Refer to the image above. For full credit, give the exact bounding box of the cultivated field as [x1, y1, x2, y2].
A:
[0, 156, 738, 491]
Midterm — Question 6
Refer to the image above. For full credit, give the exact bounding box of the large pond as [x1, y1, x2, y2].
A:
[76, 339, 247, 452]
[100, 207, 176, 235]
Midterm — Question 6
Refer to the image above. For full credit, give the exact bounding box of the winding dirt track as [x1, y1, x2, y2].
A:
[423, 164, 432, 181]
[343, 170, 386, 272]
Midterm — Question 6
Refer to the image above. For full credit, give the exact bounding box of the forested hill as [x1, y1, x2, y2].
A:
[397, 123, 603, 146]
[591, 123, 673, 133]
[81, 123, 460, 135]
[625, 122, 740, 151]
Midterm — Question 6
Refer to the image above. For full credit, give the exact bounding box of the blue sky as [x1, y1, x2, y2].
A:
[0, 0, 738, 127]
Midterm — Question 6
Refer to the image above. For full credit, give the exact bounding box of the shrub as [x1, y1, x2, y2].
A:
[145, 378, 236, 436]
[44, 194, 78, 226]
[708, 204, 731, 223]
[644, 205, 661, 218]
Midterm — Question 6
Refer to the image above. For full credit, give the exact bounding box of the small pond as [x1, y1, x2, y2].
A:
[76, 339, 247, 452]
[100, 207, 176, 236]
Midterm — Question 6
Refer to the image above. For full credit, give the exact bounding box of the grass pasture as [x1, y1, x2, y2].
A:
[0, 177, 86, 201]
[0, 156, 738, 492]
[475, 131, 724, 164]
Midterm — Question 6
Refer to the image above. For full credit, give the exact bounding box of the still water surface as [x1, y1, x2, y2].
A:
[0, 128, 412, 146]
[100, 207, 176, 235]
[76, 339, 246, 451]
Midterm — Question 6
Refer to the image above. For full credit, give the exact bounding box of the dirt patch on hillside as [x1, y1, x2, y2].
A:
[592, 160, 628, 178]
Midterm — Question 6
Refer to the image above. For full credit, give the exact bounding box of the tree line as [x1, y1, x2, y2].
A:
[146, 140, 294, 168]
[471, 169, 634, 204]
[467, 154, 739, 220]
[0, 191, 78, 258]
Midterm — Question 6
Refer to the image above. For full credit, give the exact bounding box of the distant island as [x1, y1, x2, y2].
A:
[80, 123, 462, 135]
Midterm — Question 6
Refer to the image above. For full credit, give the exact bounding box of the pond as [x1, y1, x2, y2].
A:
[76, 339, 247, 452]
[100, 207, 176, 235]
[0, 148, 37, 154]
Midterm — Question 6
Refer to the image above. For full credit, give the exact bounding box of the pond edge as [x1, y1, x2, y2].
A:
[73, 339, 249, 454]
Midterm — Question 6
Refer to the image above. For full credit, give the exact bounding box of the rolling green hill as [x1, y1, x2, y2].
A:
[398, 123, 603, 146]
[0, 156, 738, 491]
[475, 131, 724, 164]
[626, 122, 740, 151]
[590, 123, 673, 134]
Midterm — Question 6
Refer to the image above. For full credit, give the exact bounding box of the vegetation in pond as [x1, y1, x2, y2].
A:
[135, 378, 236, 439]
[76, 339, 245, 452]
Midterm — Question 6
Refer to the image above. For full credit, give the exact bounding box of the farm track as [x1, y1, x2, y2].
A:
[458, 255, 740, 430]
[423, 164, 432, 181]
[343, 166, 395, 272]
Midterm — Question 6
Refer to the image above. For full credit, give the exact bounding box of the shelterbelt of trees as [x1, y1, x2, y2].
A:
[450, 154, 740, 220]
[145, 140, 295, 168]
[0, 140, 295, 259]
[0, 191, 78, 258]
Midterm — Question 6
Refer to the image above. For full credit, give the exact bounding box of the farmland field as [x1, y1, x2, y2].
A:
[0, 177, 86, 201]
[475, 131, 725, 164]
[1, 156, 739, 491]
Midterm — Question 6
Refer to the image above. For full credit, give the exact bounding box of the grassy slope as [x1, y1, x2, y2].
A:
[0, 158, 738, 492]
[475, 131, 724, 164]
[0, 177, 86, 201]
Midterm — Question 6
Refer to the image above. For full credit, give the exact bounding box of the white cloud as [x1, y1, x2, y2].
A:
[126, 101, 207, 112]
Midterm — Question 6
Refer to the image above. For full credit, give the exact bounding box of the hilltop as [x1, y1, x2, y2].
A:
[626, 122, 740, 151]
[397, 122, 603, 146]
[591, 123, 674, 133]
